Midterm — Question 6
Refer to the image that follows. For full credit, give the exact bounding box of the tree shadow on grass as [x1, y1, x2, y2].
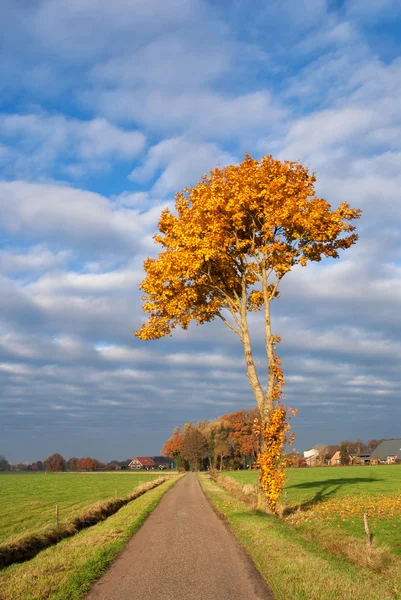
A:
[285, 478, 383, 515]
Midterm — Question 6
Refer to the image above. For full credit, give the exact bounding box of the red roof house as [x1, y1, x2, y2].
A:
[128, 457, 156, 470]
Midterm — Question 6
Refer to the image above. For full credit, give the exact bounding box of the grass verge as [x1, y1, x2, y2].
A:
[199, 473, 401, 600]
[0, 475, 183, 600]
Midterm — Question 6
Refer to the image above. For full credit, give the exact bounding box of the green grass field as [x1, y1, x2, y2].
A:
[0, 476, 182, 600]
[222, 465, 401, 554]
[0, 471, 166, 545]
[200, 474, 401, 600]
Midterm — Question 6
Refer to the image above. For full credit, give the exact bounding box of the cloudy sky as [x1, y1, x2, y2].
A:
[1, 0, 400, 463]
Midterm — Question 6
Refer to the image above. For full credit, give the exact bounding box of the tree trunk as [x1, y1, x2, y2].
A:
[263, 299, 274, 417]
[262, 268, 276, 419]
[239, 270, 274, 425]
[241, 314, 265, 413]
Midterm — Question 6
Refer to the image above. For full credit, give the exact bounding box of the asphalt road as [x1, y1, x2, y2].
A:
[86, 472, 273, 600]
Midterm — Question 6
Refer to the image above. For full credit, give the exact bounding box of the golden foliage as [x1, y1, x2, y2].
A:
[254, 338, 297, 512]
[135, 154, 361, 340]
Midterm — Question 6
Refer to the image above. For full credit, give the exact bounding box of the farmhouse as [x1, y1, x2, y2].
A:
[369, 439, 401, 464]
[325, 446, 340, 465]
[151, 456, 173, 469]
[303, 448, 319, 466]
[128, 457, 156, 470]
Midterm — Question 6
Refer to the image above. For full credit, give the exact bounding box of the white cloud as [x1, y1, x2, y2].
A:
[0, 181, 154, 253]
[0, 113, 146, 178]
[90, 33, 230, 91]
[89, 89, 286, 139]
[0, 245, 70, 275]
[277, 106, 375, 160]
[77, 118, 146, 160]
[27, 268, 142, 296]
[129, 137, 236, 195]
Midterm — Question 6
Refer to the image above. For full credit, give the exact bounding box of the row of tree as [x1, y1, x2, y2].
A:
[0, 454, 136, 472]
[1, 436, 386, 474]
[162, 409, 260, 471]
[161, 415, 389, 471]
[337, 439, 386, 456]
[46, 454, 134, 471]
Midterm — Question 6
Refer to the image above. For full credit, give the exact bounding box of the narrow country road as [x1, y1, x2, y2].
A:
[86, 473, 273, 600]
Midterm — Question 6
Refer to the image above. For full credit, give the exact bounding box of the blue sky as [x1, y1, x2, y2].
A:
[1, 0, 400, 463]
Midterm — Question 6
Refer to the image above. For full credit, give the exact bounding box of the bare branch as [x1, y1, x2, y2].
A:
[217, 313, 242, 338]
[268, 275, 282, 301]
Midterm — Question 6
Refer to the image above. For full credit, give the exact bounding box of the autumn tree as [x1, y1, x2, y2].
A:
[224, 408, 259, 467]
[106, 461, 120, 470]
[367, 439, 385, 453]
[210, 418, 231, 471]
[67, 457, 79, 471]
[181, 428, 208, 471]
[215, 437, 231, 471]
[77, 457, 101, 471]
[196, 419, 226, 469]
[340, 444, 350, 466]
[314, 444, 328, 466]
[45, 453, 66, 472]
[136, 154, 361, 510]
[162, 430, 185, 470]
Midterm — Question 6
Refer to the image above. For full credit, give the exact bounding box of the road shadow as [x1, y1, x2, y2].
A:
[285, 477, 382, 515]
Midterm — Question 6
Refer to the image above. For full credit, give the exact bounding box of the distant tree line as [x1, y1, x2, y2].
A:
[337, 439, 386, 466]
[162, 409, 260, 471]
[338, 439, 386, 456]
[0, 454, 137, 472]
[45, 455, 134, 472]
[162, 415, 391, 472]
[0, 437, 387, 473]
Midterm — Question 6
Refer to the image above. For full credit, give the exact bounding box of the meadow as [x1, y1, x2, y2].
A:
[200, 473, 401, 600]
[222, 465, 401, 554]
[0, 476, 182, 600]
[0, 471, 166, 545]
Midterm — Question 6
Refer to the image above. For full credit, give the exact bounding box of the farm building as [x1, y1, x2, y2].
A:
[350, 453, 371, 465]
[303, 448, 319, 466]
[324, 446, 340, 465]
[151, 456, 174, 469]
[369, 439, 401, 464]
[128, 457, 156, 470]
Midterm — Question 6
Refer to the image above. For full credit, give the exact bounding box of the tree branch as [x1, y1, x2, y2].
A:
[217, 313, 243, 338]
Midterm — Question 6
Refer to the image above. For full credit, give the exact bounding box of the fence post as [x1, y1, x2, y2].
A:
[364, 513, 372, 547]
